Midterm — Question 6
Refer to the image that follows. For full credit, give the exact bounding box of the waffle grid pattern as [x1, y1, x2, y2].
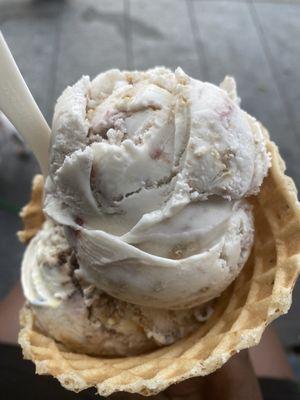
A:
[18, 138, 300, 396]
[17, 174, 45, 244]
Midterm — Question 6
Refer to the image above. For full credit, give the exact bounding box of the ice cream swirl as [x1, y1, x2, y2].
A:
[42, 67, 269, 309]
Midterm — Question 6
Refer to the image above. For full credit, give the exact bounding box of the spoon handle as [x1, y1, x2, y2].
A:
[0, 31, 50, 176]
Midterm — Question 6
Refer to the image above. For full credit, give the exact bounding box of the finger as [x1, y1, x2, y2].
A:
[202, 350, 263, 400]
[164, 377, 204, 400]
[108, 378, 203, 400]
[109, 391, 168, 400]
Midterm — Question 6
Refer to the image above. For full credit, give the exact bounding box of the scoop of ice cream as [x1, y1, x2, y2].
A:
[44, 67, 269, 309]
[22, 220, 213, 356]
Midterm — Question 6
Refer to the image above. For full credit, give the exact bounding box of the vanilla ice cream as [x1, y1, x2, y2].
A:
[22, 220, 213, 356]
[43, 67, 269, 309]
[22, 67, 270, 356]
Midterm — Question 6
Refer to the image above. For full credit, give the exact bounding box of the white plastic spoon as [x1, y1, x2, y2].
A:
[0, 31, 50, 176]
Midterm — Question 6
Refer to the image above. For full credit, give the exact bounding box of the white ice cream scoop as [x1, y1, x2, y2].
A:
[43, 67, 270, 309]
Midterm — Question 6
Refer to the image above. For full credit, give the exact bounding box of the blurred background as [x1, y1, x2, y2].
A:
[0, 0, 299, 362]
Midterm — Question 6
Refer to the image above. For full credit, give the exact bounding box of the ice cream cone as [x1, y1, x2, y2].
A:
[17, 174, 45, 244]
[18, 131, 300, 397]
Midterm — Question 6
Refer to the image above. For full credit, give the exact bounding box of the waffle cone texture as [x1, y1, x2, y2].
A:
[18, 134, 300, 397]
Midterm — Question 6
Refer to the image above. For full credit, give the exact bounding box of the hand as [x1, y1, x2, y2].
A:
[110, 350, 263, 400]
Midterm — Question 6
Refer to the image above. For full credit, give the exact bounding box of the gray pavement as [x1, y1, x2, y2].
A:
[0, 0, 299, 346]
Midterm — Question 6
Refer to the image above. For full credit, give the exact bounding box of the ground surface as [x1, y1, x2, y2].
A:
[0, 0, 299, 346]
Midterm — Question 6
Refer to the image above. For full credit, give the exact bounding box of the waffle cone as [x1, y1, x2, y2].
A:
[17, 174, 45, 244]
[18, 134, 300, 397]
